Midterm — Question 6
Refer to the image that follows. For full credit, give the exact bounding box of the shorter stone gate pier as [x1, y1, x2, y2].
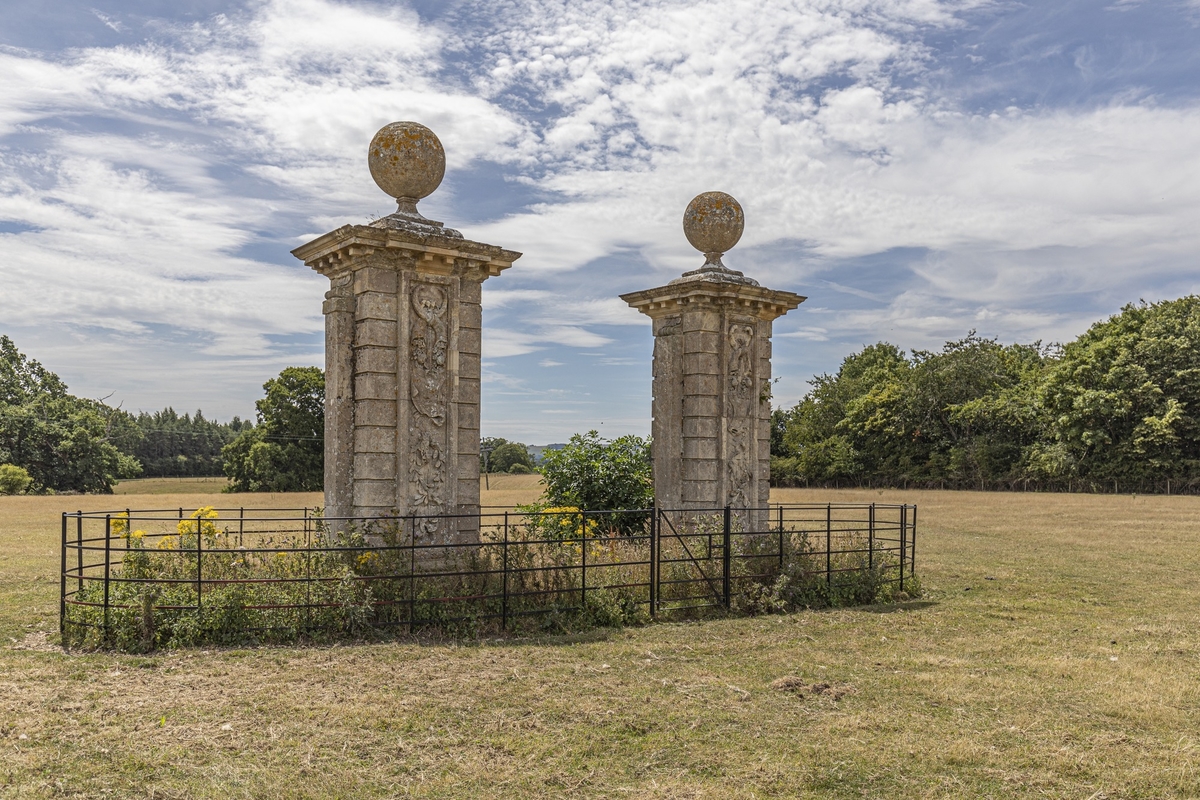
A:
[622, 192, 804, 529]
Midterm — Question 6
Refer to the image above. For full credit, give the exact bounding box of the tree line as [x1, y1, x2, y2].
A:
[7, 293, 1196, 496]
[772, 296, 1200, 493]
[0, 332, 542, 495]
[0, 334, 324, 494]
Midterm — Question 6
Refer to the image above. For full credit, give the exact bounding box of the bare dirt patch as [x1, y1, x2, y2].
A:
[770, 676, 858, 700]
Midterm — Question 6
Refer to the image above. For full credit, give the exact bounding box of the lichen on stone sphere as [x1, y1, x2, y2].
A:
[683, 191, 744, 256]
[368, 121, 446, 201]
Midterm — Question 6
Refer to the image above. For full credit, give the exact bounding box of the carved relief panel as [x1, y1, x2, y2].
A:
[409, 282, 450, 539]
[725, 320, 756, 509]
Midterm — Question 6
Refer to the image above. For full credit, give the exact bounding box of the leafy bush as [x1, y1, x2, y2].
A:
[0, 463, 32, 495]
[537, 431, 652, 537]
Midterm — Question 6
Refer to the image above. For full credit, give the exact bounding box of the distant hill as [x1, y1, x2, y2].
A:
[527, 443, 566, 463]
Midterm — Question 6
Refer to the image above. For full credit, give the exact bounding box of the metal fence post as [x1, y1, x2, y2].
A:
[777, 504, 785, 571]
[722, 506, 732, 609]
[125, 507, 131, 551]
[304, 510, 312, 634]
[910, 505, 918, 581]
[76, 512, 83, 593]
[502, 512, 509, 631]
[580, 510, 587, 611]
[196, 516, 203, 610]
[868, 503, 875, 571]
[408, 516, 416, 633]
[899, 505, 907, 594]
[239, 506, 244, 547]
[103, 515, 112, 646]
[649, 508, 658, 618]
[59, 513, 67, 636]
[825, 503, 832, 588]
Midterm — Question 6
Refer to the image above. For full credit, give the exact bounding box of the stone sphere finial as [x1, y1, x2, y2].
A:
[683, 191, 744, 270]
[368, 121, 446, 216]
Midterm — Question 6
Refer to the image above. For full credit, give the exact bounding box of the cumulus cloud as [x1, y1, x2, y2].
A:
[1, 0, 1198, 433]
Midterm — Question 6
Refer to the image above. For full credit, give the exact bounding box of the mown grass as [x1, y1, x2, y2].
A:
[1, 487, 1198, 798]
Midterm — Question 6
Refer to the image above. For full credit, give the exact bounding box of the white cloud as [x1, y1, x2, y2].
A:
[1, 0, 1199, 428]
[91, 10, 125, 33]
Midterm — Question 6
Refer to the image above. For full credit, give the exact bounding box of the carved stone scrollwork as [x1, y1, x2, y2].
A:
[322, 273, 354, 315]
[726, 323, 755, 509]
[409, 283, 449, 539]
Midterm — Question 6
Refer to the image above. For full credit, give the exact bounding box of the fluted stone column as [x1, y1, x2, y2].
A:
[292, 122, 520, 545]
[622, 192, 803, 530]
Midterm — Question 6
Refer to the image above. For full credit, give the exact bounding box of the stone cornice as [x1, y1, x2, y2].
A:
[621, 279, 805, 322]
[291, 224, 521, 279]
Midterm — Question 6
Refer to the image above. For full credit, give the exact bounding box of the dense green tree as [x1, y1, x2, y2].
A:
[480, 436, 509, 473]
[781, 342, 908, 482]
[223, 367, 324, 492]
[776, 335, 1052, 488]
[1037, 297, 1200, 486]
[132, 408, 251, 477]
[0, 336, 141, 493]
[489, 441, 535, 473]
[774, 299, 1200, 491]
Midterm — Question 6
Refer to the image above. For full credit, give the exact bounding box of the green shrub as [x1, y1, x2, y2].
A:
[0, 464, 32, 495]
[540, 431, 651, 512]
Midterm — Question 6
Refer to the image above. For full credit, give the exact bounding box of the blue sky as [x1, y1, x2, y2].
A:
[1, 0, 1199, 442]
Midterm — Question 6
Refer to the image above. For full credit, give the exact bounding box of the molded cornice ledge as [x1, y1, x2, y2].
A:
[291, 224, 521, 280]
[621, 279, 805, 322]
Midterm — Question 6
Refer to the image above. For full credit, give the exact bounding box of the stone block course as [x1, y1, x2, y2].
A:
[356, 399, 397, 427]
[355, 319, 397, 348]
[683, 438, 718, 460]
[353, 480, 396, 509]
[354, 426, 396, 454]
[353, 452, 396, 480]
[683, 352, 719, 374]
[355, 267, 398, 294]
[683, 330, 720, 354]
[683, 373, 719, 395]
[683, 395, 719, 417]
[355, 291, 398, 321]
[354, 373, 396, 401]
[354, 346, 397, 374]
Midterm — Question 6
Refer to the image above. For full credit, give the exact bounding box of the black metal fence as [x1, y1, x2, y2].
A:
[60, 503, 917, 649]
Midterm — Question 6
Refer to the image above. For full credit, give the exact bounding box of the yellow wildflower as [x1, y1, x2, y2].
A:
[178, 506, 220, 537]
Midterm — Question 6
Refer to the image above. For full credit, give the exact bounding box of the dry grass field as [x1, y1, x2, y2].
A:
[2, 483, 1198, 798]
[112, 478, 233, 495]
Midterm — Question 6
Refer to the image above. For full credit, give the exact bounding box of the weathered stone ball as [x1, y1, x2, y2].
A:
[683, 191, 744, 254]
[368, 121, 446, 200]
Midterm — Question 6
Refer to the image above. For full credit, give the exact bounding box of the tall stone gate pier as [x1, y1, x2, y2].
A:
[622, 193, 803, 526]
[292, 122, 520, 542]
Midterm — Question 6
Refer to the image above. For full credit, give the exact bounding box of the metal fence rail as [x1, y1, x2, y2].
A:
[60, 503, 917, 646]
